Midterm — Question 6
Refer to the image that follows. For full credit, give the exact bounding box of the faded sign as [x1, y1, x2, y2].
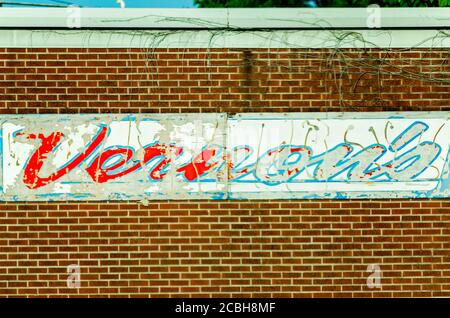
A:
[1, 112, 449, 201]
[228, 113, 450, 199]
[0, 114, 227, 200]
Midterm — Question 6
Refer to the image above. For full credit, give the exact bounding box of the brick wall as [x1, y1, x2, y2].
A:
[0, 48, 449, 297]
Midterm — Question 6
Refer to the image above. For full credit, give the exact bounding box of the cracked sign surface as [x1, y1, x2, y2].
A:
[1, 112, 450, 201]
[228, 113, 450, 199]
[0, 114, 227, 201]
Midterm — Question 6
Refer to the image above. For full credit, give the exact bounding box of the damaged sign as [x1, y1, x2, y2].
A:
[0, 114, 227, 200]
[1, 112, 449, 201]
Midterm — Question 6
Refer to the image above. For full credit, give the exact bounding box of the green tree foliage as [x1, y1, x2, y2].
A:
[194, 0, 449, 7]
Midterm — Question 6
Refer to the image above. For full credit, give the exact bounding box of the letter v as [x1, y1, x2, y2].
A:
[21, 125, 108, 189]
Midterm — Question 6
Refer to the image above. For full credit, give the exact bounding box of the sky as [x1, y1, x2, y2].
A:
[1, 0, 197, 7]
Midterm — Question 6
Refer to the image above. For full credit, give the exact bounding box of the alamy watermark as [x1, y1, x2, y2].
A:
[366, 4, 381, 29]
[67, 264, 81, 288]
[366, 264, 382, 289]
[116, 0, 126, 8]
[66, 6, 81, 29]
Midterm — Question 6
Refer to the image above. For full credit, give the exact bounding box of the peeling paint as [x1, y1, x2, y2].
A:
[1, 112, 449, 201]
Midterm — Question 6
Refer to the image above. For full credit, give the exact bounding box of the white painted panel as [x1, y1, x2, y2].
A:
[1, 112, 449, 201]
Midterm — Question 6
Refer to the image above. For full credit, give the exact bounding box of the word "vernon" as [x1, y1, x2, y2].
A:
[16, 121, 440, 189]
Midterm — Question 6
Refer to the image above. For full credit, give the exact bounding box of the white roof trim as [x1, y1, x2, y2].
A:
[0, 8, 449, 29]
[0, 29, 448, 48]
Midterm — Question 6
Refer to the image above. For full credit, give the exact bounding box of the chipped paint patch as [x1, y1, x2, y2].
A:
[1, 112, 449, 201]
